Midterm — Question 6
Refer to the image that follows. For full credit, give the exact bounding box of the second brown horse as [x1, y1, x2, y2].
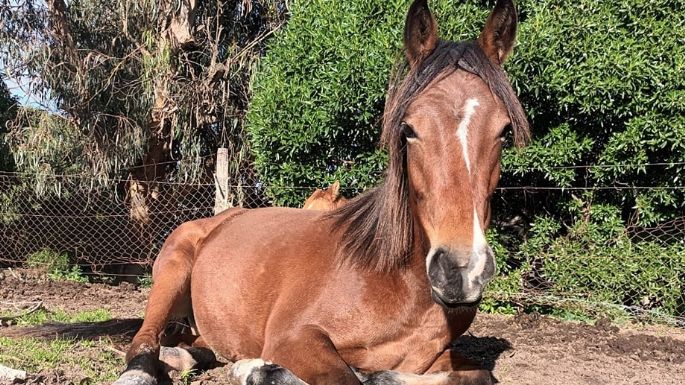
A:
[115, 1, 530, 384]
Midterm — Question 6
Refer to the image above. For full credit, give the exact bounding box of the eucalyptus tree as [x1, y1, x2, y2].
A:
[0, 0, 285, 221]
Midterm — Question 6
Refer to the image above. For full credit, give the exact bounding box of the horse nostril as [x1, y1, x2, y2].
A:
[428, 248, 448, 282]
[433, 248, 447, 262]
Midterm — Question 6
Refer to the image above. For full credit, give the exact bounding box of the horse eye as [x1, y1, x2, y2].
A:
[401, 122, 417, 140]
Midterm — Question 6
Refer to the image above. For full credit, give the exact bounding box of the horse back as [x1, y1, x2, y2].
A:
[152, 207, 248, 277]
[189, 207, 342, 358]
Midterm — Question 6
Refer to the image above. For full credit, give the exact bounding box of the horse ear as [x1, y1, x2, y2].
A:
[478, 0, 518, 65]
[404, 0, 438, 66]
[329, 180, 341, 199]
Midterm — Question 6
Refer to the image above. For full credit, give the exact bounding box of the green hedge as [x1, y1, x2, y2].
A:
[248, 0, 685, 215]
[247, 0, 490, 205]
[514, 205, 685, 318]
[247, 0, 685, 319]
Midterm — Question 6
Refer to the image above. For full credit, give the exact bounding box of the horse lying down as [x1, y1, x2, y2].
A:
[147, 181, 350, 374]
[116, 1, 530, 384]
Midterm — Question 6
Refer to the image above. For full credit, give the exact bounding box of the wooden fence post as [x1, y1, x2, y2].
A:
[214, 148, 230, 215]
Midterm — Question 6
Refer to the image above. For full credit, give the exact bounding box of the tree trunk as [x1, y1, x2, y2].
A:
[128, 0, 200, 225]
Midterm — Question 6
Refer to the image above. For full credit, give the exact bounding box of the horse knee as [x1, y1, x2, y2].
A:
[115, 353, 161, 385]
[126, 338, 159, 363]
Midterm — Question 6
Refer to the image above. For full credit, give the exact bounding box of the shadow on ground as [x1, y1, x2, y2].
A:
[452, 334, 512, 371]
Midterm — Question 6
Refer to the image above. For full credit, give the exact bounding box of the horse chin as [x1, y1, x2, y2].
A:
[431, 289, 482, 311]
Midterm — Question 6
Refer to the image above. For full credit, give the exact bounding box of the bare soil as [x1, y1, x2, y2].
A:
[1, 269, 684, 385]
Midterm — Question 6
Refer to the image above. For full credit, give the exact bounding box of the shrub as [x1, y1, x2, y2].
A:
[26, 248, 88, 283]
[27, 249, 71, 274]
[248, 0, 685, 215]
[516, 205, 685, 317]
[247, 0, 685, 319]
[247, 0, 488, 205]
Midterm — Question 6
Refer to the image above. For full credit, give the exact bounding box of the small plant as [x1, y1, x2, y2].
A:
[179, 369, 197, 385]
[137, 273, 153, 288]
[26, 249, 88, 283]
[48, 265, 89, 283]
[27, 248, 70, 274]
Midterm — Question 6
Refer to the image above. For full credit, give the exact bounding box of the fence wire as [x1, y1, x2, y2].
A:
[0, 171, 683, 326]
[0, 172, 264, 270]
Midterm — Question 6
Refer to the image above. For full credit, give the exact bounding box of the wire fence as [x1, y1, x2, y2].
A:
[0, 171, 267, 271]
[0, 170, 683, 326]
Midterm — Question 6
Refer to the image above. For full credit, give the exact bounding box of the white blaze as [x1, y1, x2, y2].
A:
[467, 207, 489, 284]
[456, 98, 480, 174]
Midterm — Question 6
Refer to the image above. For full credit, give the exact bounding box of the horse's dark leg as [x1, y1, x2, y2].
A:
[229, 326, 361, 385]
[115, 246, 194, 385]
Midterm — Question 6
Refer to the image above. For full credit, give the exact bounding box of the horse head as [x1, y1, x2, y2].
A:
[333, 0, 529, 308]
[302, 181, 347, 210]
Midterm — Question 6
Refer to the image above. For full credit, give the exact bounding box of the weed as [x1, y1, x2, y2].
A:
[179, 369, 197, 385]
[26, 248, 88, 283]
[137, 273, 153, 288]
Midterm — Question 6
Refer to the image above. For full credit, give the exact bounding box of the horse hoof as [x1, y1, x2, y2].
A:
[112, 370, 157, 385]
[230, 359, 307, 385]
[230, 359, 271, 384]
[159, 346, 198, 372]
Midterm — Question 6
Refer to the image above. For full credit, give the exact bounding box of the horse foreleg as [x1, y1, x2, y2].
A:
[230, 359, 309, 385]
[356, 349, 492, 385]
[356, 371, 490, 385]
[229, 360, 491, 385]
[115, 252, 193, 385]
[229, 326, 361, 385]
[158, 335, 216, 373]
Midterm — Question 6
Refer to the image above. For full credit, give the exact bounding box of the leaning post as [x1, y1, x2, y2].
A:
[214, 148, 230, 215]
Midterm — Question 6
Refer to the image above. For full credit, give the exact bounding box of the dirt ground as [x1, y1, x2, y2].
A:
[1, 269, 684, 385]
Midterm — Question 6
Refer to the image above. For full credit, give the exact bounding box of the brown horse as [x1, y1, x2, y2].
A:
[302, 181, 348, 210]
[115, 0, 529, 384]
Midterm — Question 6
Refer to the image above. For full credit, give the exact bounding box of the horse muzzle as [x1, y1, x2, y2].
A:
[426, 246, 496, 307]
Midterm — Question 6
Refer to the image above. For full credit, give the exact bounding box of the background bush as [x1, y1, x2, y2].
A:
[247, 0, 685, 319]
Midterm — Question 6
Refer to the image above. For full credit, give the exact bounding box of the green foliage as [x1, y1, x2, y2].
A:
[1, 1, 287, 189]
[0, 307, 118, 383]
[532, 204, 685, 316]
[47, 265, 89, 284]
[137, 273, 153, 288]
[8, 108, 85, 176]
[249, 0, 685, 321]
[504, 0, 685, 225]
[0, 337, 119, 381]
[26, 249, 88, 283]
[5, 308, 112, 327]
[179, 369, 198, 385]
[248, 0, 685, 213]
[486, 201, 685, 320]
[27, 249, 70, 274]
[0, 75, 17, 171]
